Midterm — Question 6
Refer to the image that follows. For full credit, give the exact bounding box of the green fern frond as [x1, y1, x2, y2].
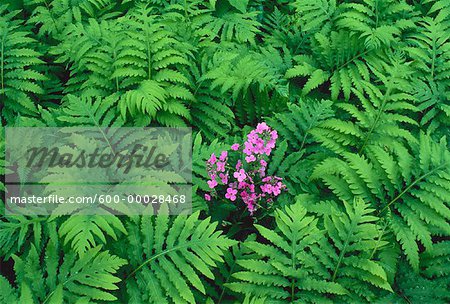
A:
[0, 215, 46, 259]
[292, 0, 336, 33]
[286, 31, 380, 100]
[202, 45, 289, 100]
[310, 62, 418, 154]
[196, 11, 261, 44]
[406, 17, 450, 82]
[191, 89, 234, 141]
[1, 242, 126, 303]
[0, 4, 46, 122]
[124, 213, 235, 303]
[227, 198, 391, 302]
[267, 99, 334, 152]
[59, 92, 124, 127]
[58, 215, 127, 256]
[312, 132, 450, 271]
[337, 0, 414, 49]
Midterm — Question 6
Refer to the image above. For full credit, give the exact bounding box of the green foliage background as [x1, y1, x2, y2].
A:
[0, 0, 449, 303]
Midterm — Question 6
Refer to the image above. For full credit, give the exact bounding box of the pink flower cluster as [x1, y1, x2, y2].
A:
[205, 123, 286, 215]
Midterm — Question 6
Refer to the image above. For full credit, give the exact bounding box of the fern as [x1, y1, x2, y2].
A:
[287, 0, 414, 99]
[51, 18, 125, 94]
[286, 30, 383, 100]
[267, 99, 334, 152]
[57, 215, 127, 256]
[124, 213, 235, 303]
[191, 88, 235, 141]
[116, 3, 194, 126]
[292, 0, 336, 33]
[312, 132, 450, 270]
[395, 240, 450, 303]
[226, 198, 391, 303]
[264, 99, 335, 194]
[310, 62, 418, 154]
[0, 242, 126, 303]
[58, 91, 124, 127]
[337, 0, 414, 49]
[261, 7, 304, 51]
[1, 1, 450, 302]
[0, 4, 46, 123]
[0, 215, 46, 259]
[202, 44, 290, 100]
[196, 10, 261, 44]
[27, 0, 123, 39]
[406, 17, 450, 137]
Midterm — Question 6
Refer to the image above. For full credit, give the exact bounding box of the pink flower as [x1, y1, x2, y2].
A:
[255, 138, 264, 151]
[204, 122, 286, 215]
[231, 143, 240, 151]
[219, 173, 228, 184]
[243, 142, 253, 155]
[238, 181, 248, 189]
[256, 122, 269, 134]
[247, 132, 258, 141]
[273, 186, 281, 196]
[272, 182, 285, 196]
[245, 155, 256, 163]
[236, 160, 242, 170]
[271, 130, 278, 140]
[207, 179, 218, 189]
[225, 187, 237, 201]
[208, 153, 217, 164]
[261, 183, 273, 194]
[233, 169, 246, 182]
[259, 166, 266, 178]
[216, 161, 225, 172]
[219, 151, 228, 161]
[246, 200, 255, 214]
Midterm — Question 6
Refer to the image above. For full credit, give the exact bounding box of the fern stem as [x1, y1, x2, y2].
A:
[1, 37, 4, 97]
[335, 50, 370, 72]
[84, 100, 116, 155]
[112, 45, 120, 91]
[331, 219, 357, 282]
[291, 233, 297, 302]
[431, 36, 436, 79]
[147, 38, 152, 80]
[375, 0, 379, 28]
[369, 221, 387, 259]
[44, 0, 61, 35]
[358, 86, 392, 154]
[184, 0, 189, 21]
[126, 240, 204, 280]
[218, 255, 238, 304]
[378, 162, 448, 215]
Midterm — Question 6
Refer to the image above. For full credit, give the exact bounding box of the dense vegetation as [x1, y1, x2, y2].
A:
[1, 0, 449, 303]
